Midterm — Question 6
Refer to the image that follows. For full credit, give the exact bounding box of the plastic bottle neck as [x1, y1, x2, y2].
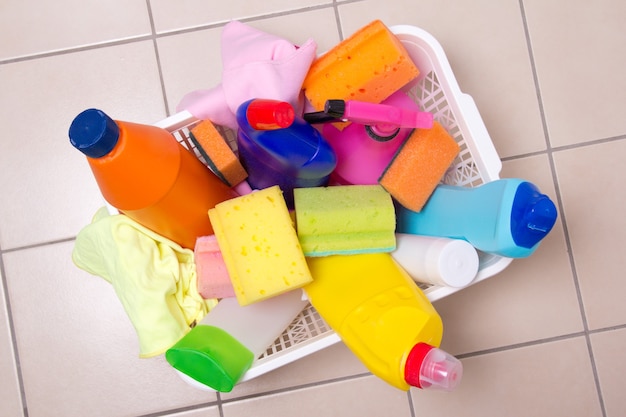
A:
[404, 342, 463, 391]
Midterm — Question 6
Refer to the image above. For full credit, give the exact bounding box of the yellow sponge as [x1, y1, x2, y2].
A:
[208, 186, 313, 306]
[293, 185, 396, 256]
[189, 120, 248, 187]
[379, 122, 460, 212]
[303, 20, 419, 112]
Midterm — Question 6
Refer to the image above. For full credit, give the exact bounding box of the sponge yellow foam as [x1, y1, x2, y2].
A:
[190, 120, 248, 187]
[379, 122, 460, 212]
[303, 20, 419, 112]
[208, 186, 313, 306]
[293, 185, 396, 256]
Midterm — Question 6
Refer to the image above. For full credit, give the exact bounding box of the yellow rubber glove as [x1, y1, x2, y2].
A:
[72, 207, 217, 358]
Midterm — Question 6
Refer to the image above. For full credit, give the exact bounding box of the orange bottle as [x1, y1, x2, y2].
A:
[69, 108, 238, 249]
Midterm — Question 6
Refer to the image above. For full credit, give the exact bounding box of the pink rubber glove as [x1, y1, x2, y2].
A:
[177, 20, 317, 129]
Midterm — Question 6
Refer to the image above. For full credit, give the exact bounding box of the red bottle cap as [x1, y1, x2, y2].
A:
[246, 99, 295, 130]
[404, 342, 463, 391]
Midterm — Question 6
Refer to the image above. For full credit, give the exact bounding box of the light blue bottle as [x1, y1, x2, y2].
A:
[395, 178, 558, 258]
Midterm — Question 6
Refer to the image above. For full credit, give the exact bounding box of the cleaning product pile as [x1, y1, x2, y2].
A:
[70, 20, 558, 393]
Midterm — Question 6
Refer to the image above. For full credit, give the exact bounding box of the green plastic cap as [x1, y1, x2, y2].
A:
[165, 325, 255, 392]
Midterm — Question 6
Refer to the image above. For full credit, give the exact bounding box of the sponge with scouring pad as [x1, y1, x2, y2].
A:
[379, 121, 460, 212]
[208, 185, 313, 306]
[189, 120, 249, 188]
[293, 185, 396, 257]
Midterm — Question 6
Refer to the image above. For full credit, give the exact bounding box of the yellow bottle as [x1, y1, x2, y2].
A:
[305, 253, 462, 391]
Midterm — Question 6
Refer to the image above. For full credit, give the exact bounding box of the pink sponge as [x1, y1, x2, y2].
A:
[194, 235, 236, 299]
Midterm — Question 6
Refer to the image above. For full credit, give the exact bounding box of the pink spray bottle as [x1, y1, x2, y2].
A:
[304, 90, 433, 185]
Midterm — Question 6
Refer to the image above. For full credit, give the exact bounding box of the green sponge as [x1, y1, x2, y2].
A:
[293, 185, 396, 256]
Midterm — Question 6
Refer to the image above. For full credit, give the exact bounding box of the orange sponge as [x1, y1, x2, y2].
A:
[189, 120, 248, 187]
[303, 20, 419, 112]
[379, 122, 460, 212]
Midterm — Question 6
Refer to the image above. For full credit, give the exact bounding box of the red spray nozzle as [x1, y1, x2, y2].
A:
[246, 99, 295, 130]
[404, 343, 463, 391]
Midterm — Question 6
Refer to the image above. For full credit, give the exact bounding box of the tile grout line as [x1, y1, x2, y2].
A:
[0, 1, 372, 65]
[549, 133, 626, 152]
[456, 331, 587, 360]
[333, 0, 345, 40]
[133, 400, 223, 417]
[218, 372, 373, 405]
[454, 323, 626, 360]
[406, 389, 417, 417]
[500, 133, 626, 163]
[0, 251, 30, 416]
[216, 392, 225, 417]
[143, 2, 349, 40]
[138, 372, 375, 415]
[589, 323, 626, 335]
[0, 36, 155, 66]
[146, 0, 171, 118]
[518, 1, 607, 416]
[0, 2, 356, 67]
[0, 237, 76, 255]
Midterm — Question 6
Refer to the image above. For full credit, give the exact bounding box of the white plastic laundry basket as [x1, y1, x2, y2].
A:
[148, 24, 513, 385]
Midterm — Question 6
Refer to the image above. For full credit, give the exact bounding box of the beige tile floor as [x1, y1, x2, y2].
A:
[1, 0, 625, 416]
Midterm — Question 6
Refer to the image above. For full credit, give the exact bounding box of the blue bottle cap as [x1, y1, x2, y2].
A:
[511, 181, 558, 249]
[69, 108, 120, 158]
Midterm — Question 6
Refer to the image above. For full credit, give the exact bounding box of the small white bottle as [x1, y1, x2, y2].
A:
[391, 234, 479, 288]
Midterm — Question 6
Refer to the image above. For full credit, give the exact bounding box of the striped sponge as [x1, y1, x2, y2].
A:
[379, 121, 460, 212]
[293, 185, 396, 257]
[189, 120, 248, 187]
